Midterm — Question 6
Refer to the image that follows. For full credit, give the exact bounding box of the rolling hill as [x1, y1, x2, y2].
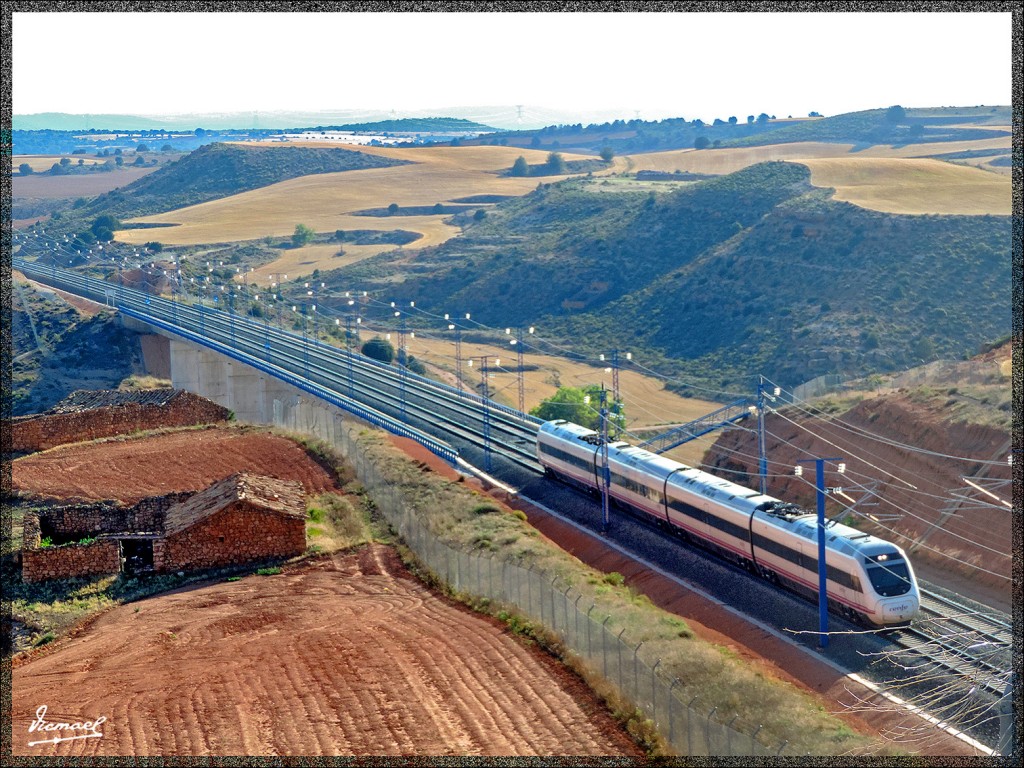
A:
[332, 162, 1011, 394]
[82, 143, 411, 219]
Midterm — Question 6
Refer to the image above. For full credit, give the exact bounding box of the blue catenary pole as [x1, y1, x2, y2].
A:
[798, 456, 841, 649]
[757, 375, 767, 495]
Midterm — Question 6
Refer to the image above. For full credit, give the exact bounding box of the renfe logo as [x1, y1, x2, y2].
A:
[28, 705, 106, 747]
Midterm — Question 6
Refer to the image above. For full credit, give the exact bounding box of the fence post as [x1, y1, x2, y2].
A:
[602, 616, 611, 679]
[668, 678, 679, 749]
[617, 628, 626, 691]
[587, 605, 595, 660]
[705, 707, 717, 756]
[688, 697, 699, 757]
[652, 658, 661, 726]
[726, 715, 739, 756]
[750, 724, 763, 756]
[633, 641, 643, 704]
[573, 594, 583, 652]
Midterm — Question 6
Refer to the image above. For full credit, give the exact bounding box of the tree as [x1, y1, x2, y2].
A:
[546, 152, 566, 174]
[756, 113, 770, 125]
[137, 143, 149, 152]
[161, 144, 174, 152]
[59, 157, 71, 167]
[133, 155, 146, 166]
[473, 209, 487, 222]
[599, 146, 615, 162]
[18, 163, 32, 175]
[885, 105, 906, 125]
[292, 223, 316, 248]
[92, 214, 121, 236]
[387, 203, 400, 215]
[49, 162, 65, 175]
[115, 155, 124, 166]
[511, 155, 530, 177]
[144, 241, 163, 253]
[362, 337, 395, 364]
[530, 385, 624, 432]
[728, 116, 738, 125]
[694, 136, 710, 150]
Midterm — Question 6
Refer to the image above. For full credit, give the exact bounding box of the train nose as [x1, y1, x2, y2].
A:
[882, 598, 919, 622]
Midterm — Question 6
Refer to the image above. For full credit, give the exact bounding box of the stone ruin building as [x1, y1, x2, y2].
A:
[21, 473, 307, 582]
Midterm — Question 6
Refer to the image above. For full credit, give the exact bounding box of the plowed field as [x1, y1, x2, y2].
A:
[12, 545, 641, 757]
[12, 427, 340, 503]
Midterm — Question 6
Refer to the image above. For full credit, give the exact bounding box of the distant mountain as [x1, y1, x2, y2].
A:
[335, 162, 1010, 394]
[13, 107, 598, 132]
[723, 106, 1011, 148]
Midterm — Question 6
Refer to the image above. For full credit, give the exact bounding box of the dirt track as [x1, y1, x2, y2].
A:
[12, 545, 640, 757]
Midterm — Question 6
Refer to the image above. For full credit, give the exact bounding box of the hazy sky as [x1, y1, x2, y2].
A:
[13, 10, 1013, 123]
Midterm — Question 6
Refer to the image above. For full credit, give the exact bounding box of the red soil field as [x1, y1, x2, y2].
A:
[12, 545, 640, 757]
[12, 426, 340, 503]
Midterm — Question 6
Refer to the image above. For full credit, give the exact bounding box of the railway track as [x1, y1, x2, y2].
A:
[14, 254, 544, 475]
[887, 589, 1013, 698]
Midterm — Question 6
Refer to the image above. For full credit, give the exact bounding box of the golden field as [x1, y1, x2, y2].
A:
[116, 145, 590, 281]
[624, 137, 1010, 214]
[13, 154, 106, 171]
[105, 135, 1010, 287]
[799, 157, 1010, 215]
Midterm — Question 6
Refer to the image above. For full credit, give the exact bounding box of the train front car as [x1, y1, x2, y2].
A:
[748, 506, 920, 627]
[854, 539, 920, 626]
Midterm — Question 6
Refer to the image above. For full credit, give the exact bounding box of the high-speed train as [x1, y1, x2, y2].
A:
[537, 420, 919, 627]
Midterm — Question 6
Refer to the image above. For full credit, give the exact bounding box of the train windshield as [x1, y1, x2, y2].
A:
[866, 561, 912, 596]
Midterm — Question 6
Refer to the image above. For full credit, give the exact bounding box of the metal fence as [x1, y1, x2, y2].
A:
[293, 408, 787, 756]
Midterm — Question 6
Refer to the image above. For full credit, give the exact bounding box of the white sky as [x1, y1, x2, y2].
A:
[12, 10, 1013, 122]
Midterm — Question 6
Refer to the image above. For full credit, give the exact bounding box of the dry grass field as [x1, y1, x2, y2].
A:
[624, 137, 1010, 215]
[624, 142, 850, 175]
[397, 333, 723, 464]
[106, 134, 1009, 286]
[799, 157, 1010, 215]
[12, 154, 107, 171]
[12, 166, 160, 201]
[116, 145, 591, 281]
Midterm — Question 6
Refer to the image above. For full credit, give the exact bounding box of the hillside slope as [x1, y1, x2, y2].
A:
[83, 142, 410, 218]
[701, 343, 1013, 609]
[11, 278, 143, 416]
[333, 162, 1011, 393]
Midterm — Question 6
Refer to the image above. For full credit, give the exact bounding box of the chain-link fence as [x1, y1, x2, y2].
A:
[276, 401, 788, 756]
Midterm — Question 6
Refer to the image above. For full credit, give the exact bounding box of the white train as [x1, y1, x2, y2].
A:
[537, 420, 920, 627]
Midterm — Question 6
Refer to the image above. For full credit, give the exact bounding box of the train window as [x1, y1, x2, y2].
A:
[866, 562, 912, 596]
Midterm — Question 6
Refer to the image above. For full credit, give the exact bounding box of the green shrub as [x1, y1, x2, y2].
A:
[603, 571, 625, 587]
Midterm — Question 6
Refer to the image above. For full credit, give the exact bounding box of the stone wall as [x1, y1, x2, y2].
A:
[29, 492, 194, 544]
[11, 391, 230, 453]
[22, 540, 121, 583]
[160, 501, 305, 572]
